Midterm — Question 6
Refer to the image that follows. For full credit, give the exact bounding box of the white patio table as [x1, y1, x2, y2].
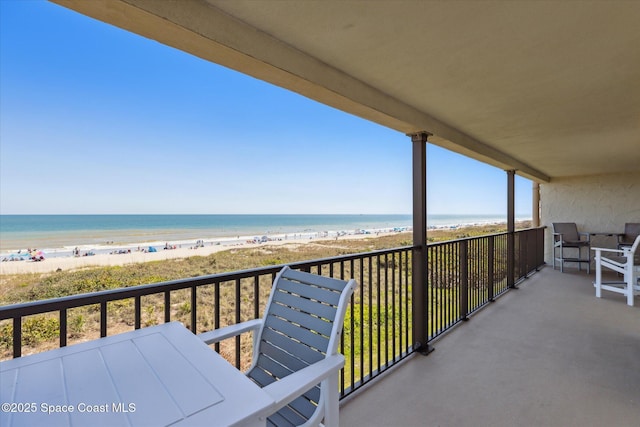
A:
[0, 322, 276, 427]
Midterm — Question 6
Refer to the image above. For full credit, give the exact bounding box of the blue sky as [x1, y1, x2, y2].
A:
[0, 1, 532, 216]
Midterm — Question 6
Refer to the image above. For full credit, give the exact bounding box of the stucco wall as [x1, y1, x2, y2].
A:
[540, 172, 640, 265]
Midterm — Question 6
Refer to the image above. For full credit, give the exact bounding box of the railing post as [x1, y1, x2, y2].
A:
[164, 292, 171, 323]
[135, 296, 142, 329]
[460, 240, 469, 321]
[409, 131, 432, 355]
[191, 285, 198, 333]
[13, 317, 21, 358]
[59, 309, 67, 348]
[488, 235, 495, 302]
[507, 170, 516, 289]
[100, 302, 107, 337]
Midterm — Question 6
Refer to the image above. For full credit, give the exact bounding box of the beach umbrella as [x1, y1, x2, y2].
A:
[30, 250, 45, 261]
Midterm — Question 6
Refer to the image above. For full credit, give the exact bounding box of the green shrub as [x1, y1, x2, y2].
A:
[177, 301, 191, 316]
[22, 316, 60, 346]
[70, 315, 85, 336]
[0, 323, 12, 349]
[144, 305, 158, 327]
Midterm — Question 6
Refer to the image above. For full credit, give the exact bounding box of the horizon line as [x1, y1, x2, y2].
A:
[0, 213, 532, 217]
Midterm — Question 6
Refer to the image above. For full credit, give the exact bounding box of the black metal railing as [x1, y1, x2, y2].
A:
[0, 247, 414, 399]
[0, 227, 545, 399]
[426, 227, 545, 340]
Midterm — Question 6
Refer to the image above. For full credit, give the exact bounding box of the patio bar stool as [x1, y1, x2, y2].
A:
[552, 222, 591, 273]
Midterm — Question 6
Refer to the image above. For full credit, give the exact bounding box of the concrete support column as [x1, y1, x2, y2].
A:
[532, 182, 540, 227]
[507, 170, 516, 288]
[409, 131, 432, 355]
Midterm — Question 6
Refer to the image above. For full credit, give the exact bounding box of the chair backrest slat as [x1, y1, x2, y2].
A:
[256, 353, 296, 380]
[287, 392, 320, 421]
[268, 406, 307, 427]
[260, 328, 325, 365]
[269, 303, 334, 337]
[254, 354, 322, 409]
[278, 277, 342, 306]
[272, 289, 338, 323]
[250, 362, 321, 416]
[250, 360, 285, 386]
[259, 341, 310, 372]
[264, 316, 330, 354]
[281, 268, 347, 292]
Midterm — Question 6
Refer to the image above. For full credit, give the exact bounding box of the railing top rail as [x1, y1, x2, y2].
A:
[289, 245, 416, 267]
[426, 226, 545, 247]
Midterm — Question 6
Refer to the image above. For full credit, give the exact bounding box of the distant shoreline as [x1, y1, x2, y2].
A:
[0, 228, 402, 275]
[1, 226, 408, 260]
[0, 219, 532, 275]
[0, 214, 412, 253]
[0, 214, 531, 254]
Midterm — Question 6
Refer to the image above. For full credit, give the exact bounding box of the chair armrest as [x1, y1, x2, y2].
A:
[591, 247, 625, 254]
[262, 354, 345, 409]
[578, 232, 591, 242]
[198, 318, 263, 344]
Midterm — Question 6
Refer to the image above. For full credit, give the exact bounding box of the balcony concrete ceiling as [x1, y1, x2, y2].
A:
[52, 0, 640, 182]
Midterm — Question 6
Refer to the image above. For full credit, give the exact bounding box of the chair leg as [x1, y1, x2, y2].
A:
[581, 246, 590, 274]
[560, 246, 564, 273]
[322, 376, 339, 427]
[585, 246, 590, 274]
[594, 252, 602, 298]
[625, 266, 634, 306]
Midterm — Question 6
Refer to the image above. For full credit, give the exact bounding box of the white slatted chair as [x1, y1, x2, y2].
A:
[593, 235, 640, 306]
[199, 266, 357, 427]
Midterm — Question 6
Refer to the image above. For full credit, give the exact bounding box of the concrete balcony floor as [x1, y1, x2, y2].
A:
[340, 267, 640, 427]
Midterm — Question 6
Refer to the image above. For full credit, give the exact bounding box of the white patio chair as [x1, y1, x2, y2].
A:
[199, 266, 357, 427]
[592, 235, 640, 306]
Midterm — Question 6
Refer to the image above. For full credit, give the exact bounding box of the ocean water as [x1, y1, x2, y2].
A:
[0, 215, 411, 253]
[0, 214, 529, 255]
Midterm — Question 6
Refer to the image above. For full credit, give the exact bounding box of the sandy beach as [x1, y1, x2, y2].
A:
[0, 232, 393, 275]
[1, 218, 528, 276]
